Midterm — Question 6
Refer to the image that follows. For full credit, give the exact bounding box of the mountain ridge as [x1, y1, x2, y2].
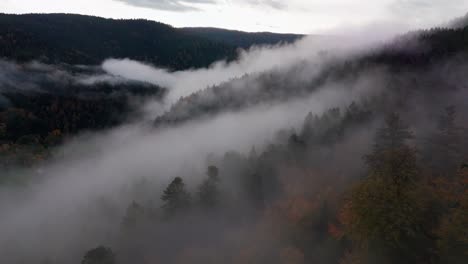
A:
[0, 13, 303, 70]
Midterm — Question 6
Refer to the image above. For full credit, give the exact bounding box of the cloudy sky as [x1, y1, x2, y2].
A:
[1, 0, 468, 33]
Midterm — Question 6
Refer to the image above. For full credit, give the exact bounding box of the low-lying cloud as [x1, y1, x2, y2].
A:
[4, 20, 464, 264]
[101, 23, 406, 109]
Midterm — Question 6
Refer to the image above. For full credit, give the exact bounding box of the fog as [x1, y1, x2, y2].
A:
[1, 19, 467, 264]
[0, 60, 161, 96]
[0, 64, 389, 262]
[101, 22, 409, 107]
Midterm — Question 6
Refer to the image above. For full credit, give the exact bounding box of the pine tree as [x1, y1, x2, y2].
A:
[161, 177, 191, 217]
[121, 201, 145, 231]
[437, 168, 468, 263]
[198, 166, 221, 210]
[366, 113, 417, 188]
[427, 106, 464, 176]
[372, 112, 413, 153]
[341, 113, 429, 262]
[81, 246, 115, 264]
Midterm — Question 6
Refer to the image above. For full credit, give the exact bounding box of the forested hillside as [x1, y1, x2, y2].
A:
[0, 14, 303, 70]
[181, 27, 303, 48]
[121, 24, 468, 264]
[0, 60, 165, 169]
[0, 13, 235, 70]
[155, 26, 468, 126]
[0, 12, 468, 264]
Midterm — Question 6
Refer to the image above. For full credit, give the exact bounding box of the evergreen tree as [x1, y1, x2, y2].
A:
[366, 113, 417, 188]
[371, 112, 413, 153]
[245, 171, 265, 210]
[437, 168, 468, 264]
[342, 113, 430, 263]
[121, 201, 145, 231]
[427, 106, 464, 176]
[161, 177, 191, 217]
[198, 166, 221, 210]
[81, 246, 115, 264]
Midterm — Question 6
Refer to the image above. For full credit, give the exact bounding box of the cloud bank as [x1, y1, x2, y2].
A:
[101, 22, 406, 110]
[114, 0, 285, 11]
[113, 0, 215, 11]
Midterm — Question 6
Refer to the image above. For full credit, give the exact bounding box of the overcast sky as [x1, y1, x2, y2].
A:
[1, 0, 467, 33]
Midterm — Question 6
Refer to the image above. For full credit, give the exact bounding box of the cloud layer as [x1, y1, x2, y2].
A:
[114, 0, 285, 11]
[114, 0, 215, 11]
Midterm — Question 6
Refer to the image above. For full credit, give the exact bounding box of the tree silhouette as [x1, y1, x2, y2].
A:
[342, 113, 429, 262]
[121, 201, 145, 231]
[198, 166, 221, 210]
[161, 177, 191, 217]
[427, 106, 464, 177]
[81, 246, 115, 264]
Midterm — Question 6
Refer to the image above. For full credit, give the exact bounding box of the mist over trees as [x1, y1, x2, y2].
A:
[0, 12, 468, 264]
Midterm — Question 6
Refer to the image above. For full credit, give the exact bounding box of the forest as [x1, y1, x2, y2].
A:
[180, 27, 303, 49]
[0, 12, 467, 264]
[0, 13, 303, 70]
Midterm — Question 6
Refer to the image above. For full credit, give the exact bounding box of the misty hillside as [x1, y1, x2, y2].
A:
[181, 27, 303, 48]
[155, 26, 468, 126]
[0, 60, 166, 165]
[1, 9, 468, 264]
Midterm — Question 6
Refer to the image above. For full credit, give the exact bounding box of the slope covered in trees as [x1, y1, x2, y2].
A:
[125, 24, 468, 264]
[0, 13, 236, 70]
[0, 60, 166, 170]
[1, 13, 468, 264]
[85, 105, 468, 264]
[155, 25, 468, 126]
[0, 14, 304, 70]
[181, 27, 303, 48]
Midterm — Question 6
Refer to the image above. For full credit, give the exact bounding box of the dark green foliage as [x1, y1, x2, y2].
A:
[437, 169, 468, 264]
[425, 106, 465, 176]
[155, 26, 468, 128]
[161, 177, 191, 217]
[121, 201, 145, 231]
[4, 15, 468, 264]
[198, 166, 221, 210]
[343, 113, 435, 263]
[372, 113, 413, 152]
[0, 14, 236, 70]
[302, 108, 342, 146]
[181, 27, 303, 48]
[366, 113, 417, 187]
[0, 82, 164, 144]
[0, 82, 164, 174]
[82, 246, 116, 264]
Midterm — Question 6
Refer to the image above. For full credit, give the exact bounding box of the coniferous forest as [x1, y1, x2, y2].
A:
[0, 12, 467, 264]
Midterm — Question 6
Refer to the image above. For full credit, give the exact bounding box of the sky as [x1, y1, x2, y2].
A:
[1, 0, 468, 33]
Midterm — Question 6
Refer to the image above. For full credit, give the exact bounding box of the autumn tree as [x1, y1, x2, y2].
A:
[161, 177, 191, 217]
[341, 113, 431, 263]
[436, 168, 468, 264]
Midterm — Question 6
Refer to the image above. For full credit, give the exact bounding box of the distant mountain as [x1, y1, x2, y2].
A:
[0, 13, 237, 70]
[181, 27, 303, 48]
[0, 14, 304, 70]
